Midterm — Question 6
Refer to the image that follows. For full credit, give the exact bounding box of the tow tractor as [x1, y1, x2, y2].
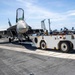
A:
[30, 19, 75, 53]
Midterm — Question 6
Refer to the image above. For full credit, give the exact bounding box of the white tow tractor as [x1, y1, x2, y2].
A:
[30, 19, 75, 53]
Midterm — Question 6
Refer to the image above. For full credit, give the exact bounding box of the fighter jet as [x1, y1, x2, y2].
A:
[6, 8, 43, 42]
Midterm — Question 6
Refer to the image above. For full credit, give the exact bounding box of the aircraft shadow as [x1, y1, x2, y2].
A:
[0, 40, 37, 51]
[0, 41, 11, 44]
[11, 41, 37, 51]
[0, 40, 75, 53]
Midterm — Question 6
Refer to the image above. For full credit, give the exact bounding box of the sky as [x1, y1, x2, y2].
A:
[0, 0, 75, 31]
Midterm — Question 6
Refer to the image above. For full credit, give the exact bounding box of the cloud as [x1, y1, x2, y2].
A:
[47, 1, 64, 7]
[16, 0, 75, 30]
[67, 10, 75, 16]
[16, 0, 68, 22]
[0, 0, 75, 30]
[16, 0, 75, 23]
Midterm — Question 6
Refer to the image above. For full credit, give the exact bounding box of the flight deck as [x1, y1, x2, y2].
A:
[0, 38, 75, 75]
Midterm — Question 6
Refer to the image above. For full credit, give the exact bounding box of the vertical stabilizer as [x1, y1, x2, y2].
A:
[8, 19, 12, 27]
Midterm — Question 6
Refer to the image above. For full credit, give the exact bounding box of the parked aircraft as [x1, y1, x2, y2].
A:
[6, 8, 43, 42]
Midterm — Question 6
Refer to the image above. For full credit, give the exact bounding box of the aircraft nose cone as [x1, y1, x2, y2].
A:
[16, 20, 28, 33]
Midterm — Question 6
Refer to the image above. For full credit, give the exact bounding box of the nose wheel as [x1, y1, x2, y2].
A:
[9, 38, 14, 42]
[9, 38, 11, 42]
